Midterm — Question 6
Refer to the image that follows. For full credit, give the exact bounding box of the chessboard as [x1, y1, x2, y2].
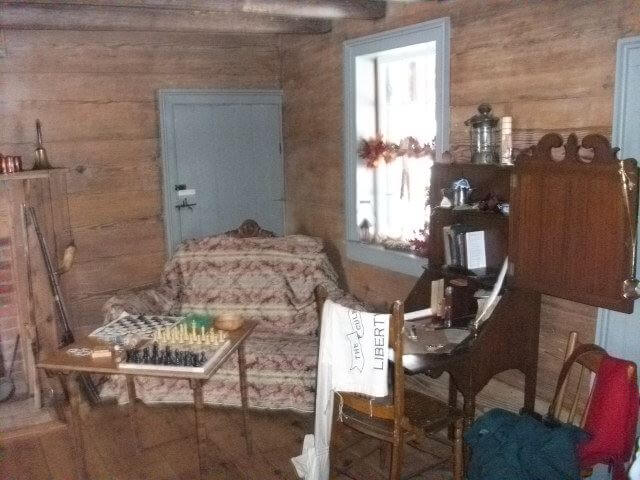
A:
[117, 339, 231, 375]
[117, 321, 231, 375]
[89, 314, 184, 343]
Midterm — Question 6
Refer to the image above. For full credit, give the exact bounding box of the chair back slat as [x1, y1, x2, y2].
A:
[549, 332, 607, 426]
[567, 365, 585, 424]
[580, 379, 596, 428]
[391, 301, 405, 439]
[552, 332, 578, 420]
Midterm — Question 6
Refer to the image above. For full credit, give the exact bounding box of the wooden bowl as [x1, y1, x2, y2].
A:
[216, 313, 244, 331]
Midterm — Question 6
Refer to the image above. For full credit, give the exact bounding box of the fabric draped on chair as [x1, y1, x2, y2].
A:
[577, 355, 639, 480]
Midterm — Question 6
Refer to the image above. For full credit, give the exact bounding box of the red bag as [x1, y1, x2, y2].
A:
[578, 355, 639, 480]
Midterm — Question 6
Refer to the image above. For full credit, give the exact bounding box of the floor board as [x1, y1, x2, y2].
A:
[0, 402, 453, 479]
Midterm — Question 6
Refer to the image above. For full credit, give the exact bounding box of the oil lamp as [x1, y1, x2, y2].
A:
[464, 103, 499, 164]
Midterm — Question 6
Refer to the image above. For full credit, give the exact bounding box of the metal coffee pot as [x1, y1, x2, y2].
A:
[442, 178, 473, 207]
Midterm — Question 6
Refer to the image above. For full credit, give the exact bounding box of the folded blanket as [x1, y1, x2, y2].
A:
[465, 409, 587, 480]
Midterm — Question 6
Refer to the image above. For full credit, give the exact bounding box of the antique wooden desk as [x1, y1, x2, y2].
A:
[37, 320, 257, 480]
[403, 282, 541, 429]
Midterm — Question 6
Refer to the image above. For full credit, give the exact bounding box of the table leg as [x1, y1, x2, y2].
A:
[191, 379, 207, 480]
[523, 364, 538, 414]
[237, 342, 252, 456]
[462, 394, 475, 469]
[462, 395, 475, 429]
[447, 378, 458, 440]
[126, 376, 141, 454]
[64, 372, 90, 480]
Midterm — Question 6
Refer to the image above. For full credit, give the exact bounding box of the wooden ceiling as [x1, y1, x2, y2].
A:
[0, 1, 426, 34]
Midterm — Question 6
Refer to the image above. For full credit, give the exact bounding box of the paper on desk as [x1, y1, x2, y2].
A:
[404, 307, 434, 321]
[473, 256, 508, 329]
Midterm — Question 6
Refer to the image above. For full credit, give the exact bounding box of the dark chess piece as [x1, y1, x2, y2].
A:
[191, 353, 198, 367]
[199, 352, 206, 366]
[142, 347, 150, 364]
[152, 342, 159, 363]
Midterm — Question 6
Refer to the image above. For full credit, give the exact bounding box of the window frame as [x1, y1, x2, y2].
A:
[343, 17, 451, 277]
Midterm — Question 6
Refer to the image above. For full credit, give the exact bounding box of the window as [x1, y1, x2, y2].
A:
[344, 18, 450, 276]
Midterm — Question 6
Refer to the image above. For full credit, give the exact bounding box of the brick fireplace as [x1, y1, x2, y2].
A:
[0, 230, 28, 399]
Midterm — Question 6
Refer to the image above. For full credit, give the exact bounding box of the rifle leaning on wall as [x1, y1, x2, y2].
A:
[24, 205, 100, 405]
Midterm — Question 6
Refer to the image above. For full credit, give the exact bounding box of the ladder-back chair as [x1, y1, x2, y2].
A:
[548, 331, 638, 477]
[315, 286, 464, 480]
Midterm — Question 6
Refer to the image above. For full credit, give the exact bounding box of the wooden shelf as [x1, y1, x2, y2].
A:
[432, 162, 514, 171]
[0, 169, 67, 181]
[433, 207, 509, 220]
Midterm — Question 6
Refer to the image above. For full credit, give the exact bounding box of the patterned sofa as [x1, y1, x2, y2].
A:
[99, 223, 357, 413]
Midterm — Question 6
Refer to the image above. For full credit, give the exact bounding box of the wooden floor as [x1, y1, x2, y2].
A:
[0, 402, 454, 480]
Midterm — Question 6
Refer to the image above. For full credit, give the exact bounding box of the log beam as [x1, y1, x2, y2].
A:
[4, 0, 386, 19]
[241, 1, 386, 19]
[0, 3, 333, 34]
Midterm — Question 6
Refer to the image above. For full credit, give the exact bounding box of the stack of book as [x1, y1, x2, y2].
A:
[443, 224, 496, 275]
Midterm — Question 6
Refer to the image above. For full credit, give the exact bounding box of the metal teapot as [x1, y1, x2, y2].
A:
[442, 178, 473, 207]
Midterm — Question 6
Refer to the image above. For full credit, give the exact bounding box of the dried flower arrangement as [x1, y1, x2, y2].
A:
[358, 135, 435, 168]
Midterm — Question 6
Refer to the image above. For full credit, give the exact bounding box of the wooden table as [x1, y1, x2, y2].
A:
[37, 320, 257, 480]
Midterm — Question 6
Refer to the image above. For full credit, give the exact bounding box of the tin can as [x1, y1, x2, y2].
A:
[5, 157, 14, 174]
[0, 156, 8, 174]
[13, 156, 22, 172]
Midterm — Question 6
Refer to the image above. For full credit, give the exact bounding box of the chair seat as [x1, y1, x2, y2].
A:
[339, 388, 456, 441]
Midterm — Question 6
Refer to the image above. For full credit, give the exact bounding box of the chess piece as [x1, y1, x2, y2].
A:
[142, 347, 150, 364]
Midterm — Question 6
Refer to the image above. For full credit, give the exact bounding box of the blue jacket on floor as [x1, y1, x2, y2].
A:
[465, 409, 587, 480]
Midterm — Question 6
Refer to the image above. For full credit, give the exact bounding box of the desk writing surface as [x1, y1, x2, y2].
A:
[37, 321, 257, 380]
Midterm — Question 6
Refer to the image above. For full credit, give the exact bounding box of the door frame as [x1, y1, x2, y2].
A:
[158, 89, 284, 255]
[596, 36, 640, 363]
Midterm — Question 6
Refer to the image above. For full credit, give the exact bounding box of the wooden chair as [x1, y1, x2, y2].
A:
[548, 331, 638, 477]
[315, 287, 464, 480]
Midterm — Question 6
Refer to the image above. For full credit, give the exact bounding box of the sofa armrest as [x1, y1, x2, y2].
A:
[102, 285, 178, 325]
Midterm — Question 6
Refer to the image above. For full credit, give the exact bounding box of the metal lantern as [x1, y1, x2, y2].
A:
[464, 103, 499, 164]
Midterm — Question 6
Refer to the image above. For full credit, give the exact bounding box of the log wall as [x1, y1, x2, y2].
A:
[282, 0, 640, 409]
[0, 30, 281, 333]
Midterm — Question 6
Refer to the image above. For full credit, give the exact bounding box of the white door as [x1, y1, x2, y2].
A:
[159, 90, 284, 253]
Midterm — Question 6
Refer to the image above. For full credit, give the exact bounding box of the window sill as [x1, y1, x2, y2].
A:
[346, 241, 426, 277]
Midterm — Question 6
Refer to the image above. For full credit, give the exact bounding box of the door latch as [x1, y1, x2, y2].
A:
[175, 198, 197, 210]
[174, 184, 187, 191]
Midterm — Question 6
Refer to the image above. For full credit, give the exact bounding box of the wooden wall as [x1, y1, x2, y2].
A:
[282, 0, 640, 409]
[0, 30, 281, 333]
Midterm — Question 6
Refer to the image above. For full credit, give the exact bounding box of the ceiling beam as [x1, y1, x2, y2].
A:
[0, 3, 333, 34]
[7, 1, 386, 19]
[240, 1, 386, 19]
